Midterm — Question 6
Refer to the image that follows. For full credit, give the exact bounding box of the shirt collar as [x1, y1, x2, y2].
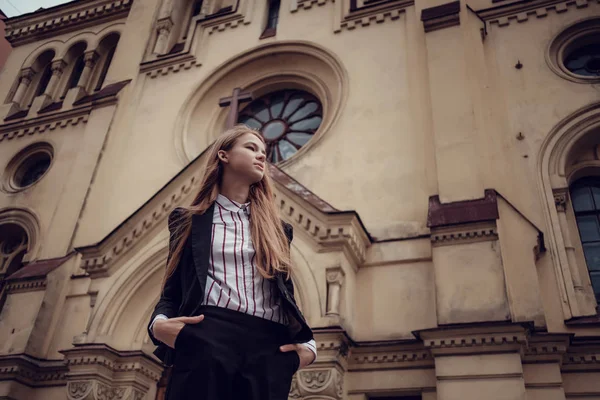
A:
[216, 193, 251, 214]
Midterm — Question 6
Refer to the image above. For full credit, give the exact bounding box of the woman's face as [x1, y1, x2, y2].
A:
[221, 132, 267, 184]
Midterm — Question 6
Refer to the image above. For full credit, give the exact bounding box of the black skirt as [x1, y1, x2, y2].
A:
[165, 305, 300, 400]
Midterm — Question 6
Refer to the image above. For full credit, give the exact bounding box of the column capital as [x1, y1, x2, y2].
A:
[51, 59, 66, 74]
[326, 266, 345, 285]
[83, 50, 100, 66]
[19, 67, 36, 81]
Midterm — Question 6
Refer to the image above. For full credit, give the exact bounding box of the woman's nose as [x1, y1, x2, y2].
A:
[257, 153, 266, 161]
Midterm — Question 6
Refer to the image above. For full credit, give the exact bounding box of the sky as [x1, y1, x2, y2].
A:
[0, 0, 71, 17]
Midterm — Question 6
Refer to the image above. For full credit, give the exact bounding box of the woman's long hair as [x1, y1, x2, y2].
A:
[161, 124, 292, 291]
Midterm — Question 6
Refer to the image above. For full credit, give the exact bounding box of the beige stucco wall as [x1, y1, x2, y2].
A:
[0, 0, 599, 399]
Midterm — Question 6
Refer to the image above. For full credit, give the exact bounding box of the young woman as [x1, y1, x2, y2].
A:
[147, 125, 316, 400]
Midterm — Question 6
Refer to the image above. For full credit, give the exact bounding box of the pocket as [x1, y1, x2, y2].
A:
[291, 351, 300, 373]
[173, 323, 190, 350]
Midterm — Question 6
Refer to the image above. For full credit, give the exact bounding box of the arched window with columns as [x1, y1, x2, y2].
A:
[91, 33, 120, 92]
[12, 49, 55, 108]
[59, 41, 88, 99]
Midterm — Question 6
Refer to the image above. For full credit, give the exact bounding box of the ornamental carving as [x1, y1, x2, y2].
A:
[68, 381, 93, 399]
[291, 368, 344, 399]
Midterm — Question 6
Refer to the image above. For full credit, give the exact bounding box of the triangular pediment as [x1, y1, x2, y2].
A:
[76, 148, 371, 277]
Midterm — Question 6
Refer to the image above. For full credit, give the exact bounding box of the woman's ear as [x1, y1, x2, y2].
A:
[217, 150, 228, 163]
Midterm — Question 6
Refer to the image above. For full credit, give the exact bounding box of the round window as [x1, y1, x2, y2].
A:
[238, 90, 323, 163]
[3, 143, 54, 192]
[564, 41, 600, 77]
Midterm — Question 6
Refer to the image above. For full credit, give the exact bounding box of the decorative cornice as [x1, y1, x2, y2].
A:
[431, 222, 498, 247]
[349, 344, 433, 370]
[4, 0, 133, 47]
[421, 0, 460, 32]
[336, 0, 412, 32]
[291, 0, 334, 12]
[5, 279, 47, 293]
[142, 55, 201, 78]
[60, 344, 163, 383]
[522, 334, 571, 363]
[0, 353, 68, 387]
[77, 174, 198, 276]
[0, 113, 89, 143]
[416, 324, 530, 356]
[478, 0, 596, 28]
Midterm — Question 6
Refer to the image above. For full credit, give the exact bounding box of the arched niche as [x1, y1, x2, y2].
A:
[538, 101, 600, 319]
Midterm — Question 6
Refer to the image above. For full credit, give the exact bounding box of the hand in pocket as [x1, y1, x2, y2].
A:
[153, 315, 204, 349]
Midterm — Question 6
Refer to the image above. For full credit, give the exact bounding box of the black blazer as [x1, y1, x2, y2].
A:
[148, 204, 314, 366]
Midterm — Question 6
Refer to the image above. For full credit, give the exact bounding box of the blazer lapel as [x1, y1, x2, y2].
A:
[191, 203, 215, 283]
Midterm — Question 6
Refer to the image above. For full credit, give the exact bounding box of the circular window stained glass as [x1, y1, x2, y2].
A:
[14, 152, 51, 188]
[238, 90, 323, 163]
[565, 42, 600, 77]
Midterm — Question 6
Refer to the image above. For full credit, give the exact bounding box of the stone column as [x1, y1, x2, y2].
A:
[44, 59, 66, 97]
[12, 68, 36, 105]
[326, 267, 345, 316]
[153, 18, 174, 55]
[522, 334, 569, 400]
[78, 51, 99, 89]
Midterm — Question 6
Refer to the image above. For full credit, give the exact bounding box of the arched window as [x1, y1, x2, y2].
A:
[21, 49, 55, 107]
[0, 224, 28, 281]
[93, 33, 120, 92]
[570, 177, 600, 302]
[260, 0, 281, 38]
[59, 42, 88, 99]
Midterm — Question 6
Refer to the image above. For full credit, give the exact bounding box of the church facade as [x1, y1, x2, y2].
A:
[0, 0, 599, 399]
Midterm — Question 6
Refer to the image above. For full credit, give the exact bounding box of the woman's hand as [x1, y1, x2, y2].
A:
[153, 315, 204, 349]
[279, 343, 315, 370]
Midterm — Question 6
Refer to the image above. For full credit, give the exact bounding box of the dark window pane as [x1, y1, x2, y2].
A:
[577, 215, 600, 242]
[590, 272, 600, 299]
[239, 116, 262, 130]
[583, 242, 600, 271]
[266, 0, 280, 30]
[35, 64, 53, 97]
[95, 46, 116, 91]
[565, 43, 600, 77]
[591, 186, 600, 210]
[572, 186, 594, 212]
[67, 56, 86, 91]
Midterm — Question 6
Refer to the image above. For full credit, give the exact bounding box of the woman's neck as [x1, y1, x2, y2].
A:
[219, 179, 250, 204]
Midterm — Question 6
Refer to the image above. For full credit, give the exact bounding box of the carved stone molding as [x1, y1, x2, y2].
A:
[291, 368, 344, 399]
[4, 0, 133, 47]
[0, 353, 68, 388]
[553, 188, 568, 212]
[562, 338, 600, 372]
[5, 279, 47, 293]
[291, 0, 334, 13]
[349, 344, 433, 371]
[61, 344, 163, 395]
[76, 151, 370, 277]
[326, 267, 345, 316]
[143, 55, 201, 78]
[478, 0, 596, 28]
[313, 329, 350, 368]
[66, 380, 140, 400]
[431, 221, 498, 247]
[417, 324, 530, 356]
[523, 334, 570, 363]
[0, 112, 89, 143]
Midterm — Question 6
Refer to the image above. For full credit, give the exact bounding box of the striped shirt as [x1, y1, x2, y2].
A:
[152, 194, 317, 362]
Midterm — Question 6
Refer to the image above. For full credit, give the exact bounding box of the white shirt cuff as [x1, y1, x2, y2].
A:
[299, 339, 317, 365]
[150, 314, 168, 336]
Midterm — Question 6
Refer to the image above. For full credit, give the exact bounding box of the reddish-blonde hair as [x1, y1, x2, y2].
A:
[162, 125, 292, 290]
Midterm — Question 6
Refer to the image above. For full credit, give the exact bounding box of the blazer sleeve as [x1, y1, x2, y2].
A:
[147, 207, 185, 346]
